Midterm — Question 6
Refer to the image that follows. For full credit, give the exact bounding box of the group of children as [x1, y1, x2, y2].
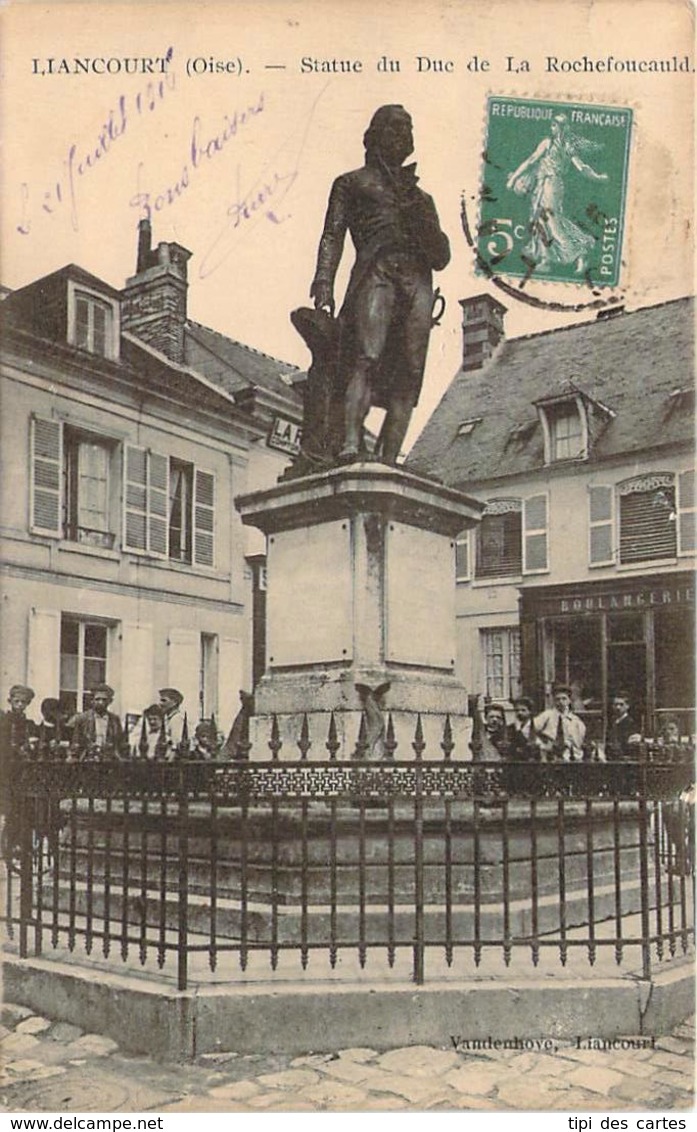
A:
[0, 683, 226, 762]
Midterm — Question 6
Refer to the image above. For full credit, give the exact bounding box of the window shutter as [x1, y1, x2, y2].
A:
[475, 500, 523, 579]
[618, 475, 676, 563]
[120, 621, 154, 716]
[194, 469, 215, 567]
[588, 485, 614, 565]
[31, 417, 63, 535]
[455, 531, 470, 581]
[124, 447, 168, 556]
[124, 445, 148, 551]
[523, 493, 548, 573]
[148, 452, 169, 557]
[167, 628, 200, 724]
[27, 608, 61, 699]
[677, 469, 695, 556]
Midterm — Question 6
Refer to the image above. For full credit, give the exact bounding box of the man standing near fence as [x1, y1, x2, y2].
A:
[70, 684, 125, 760]
[534, 683, 586, 761]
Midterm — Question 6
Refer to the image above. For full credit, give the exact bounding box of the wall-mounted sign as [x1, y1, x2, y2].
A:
[521, 572, 694, 619]
[268, 416, 302, 455]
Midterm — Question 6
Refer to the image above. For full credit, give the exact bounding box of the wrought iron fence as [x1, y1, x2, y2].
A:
[4, 726, 695, 992]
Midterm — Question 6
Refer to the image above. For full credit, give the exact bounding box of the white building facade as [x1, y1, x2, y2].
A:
[408, 295, 695, 741]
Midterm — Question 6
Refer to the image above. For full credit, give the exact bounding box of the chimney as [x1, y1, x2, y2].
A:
[122, 220, 192, 364]
[459, 293, 507, 371]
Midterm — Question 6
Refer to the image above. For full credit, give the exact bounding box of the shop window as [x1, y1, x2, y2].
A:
[549, 618, 603, 715]
[59, 615, 110, 716]
[481, 627, 522, 701]
[30, 417, 115, 548]
[655, 608, 695, 718]
[124, 445, 215, 567]
[618, 473, 676, 564]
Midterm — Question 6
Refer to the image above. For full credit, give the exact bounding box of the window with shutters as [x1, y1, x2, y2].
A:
[64, 428, 114, 548]
[481, 628, 522, 701]
[476, 501, 522, 579]
[30, 417, 115, 547]
[169, 459, 193, 562]
[588, 484, 615, 566]
[124, 446, 216, 567]
[618, 474, 677, 564]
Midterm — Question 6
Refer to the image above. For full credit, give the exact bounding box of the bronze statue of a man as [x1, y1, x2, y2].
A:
[308, 104, 450, 465]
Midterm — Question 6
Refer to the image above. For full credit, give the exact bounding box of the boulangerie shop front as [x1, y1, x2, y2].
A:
[519, 570, 695, 741]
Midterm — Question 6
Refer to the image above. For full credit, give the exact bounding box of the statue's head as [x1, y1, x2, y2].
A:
[364, 105, 414, 166]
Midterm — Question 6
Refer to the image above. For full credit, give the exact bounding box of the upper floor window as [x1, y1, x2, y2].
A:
[30, 416, 116, 548]
[67, 284, 118, 360]
[619, 474, 676, 564]
[537, 394, 588, 463]
[588, 471, 694, 567]
[474, 495, 549, 580]
[124, 444, 215, 567]
[477, 501, 522, 579]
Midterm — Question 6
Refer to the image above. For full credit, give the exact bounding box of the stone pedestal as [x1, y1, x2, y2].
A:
[235, 462, 482, 759]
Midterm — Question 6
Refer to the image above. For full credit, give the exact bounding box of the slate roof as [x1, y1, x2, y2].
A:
[407, 297, 694, 489]
[185, 319, 302, 407]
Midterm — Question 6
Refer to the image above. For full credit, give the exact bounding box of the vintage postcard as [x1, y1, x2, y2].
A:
[1, 0, 694, 1119]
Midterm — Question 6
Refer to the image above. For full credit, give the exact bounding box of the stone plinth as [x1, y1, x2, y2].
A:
[235, 463, 483, 758]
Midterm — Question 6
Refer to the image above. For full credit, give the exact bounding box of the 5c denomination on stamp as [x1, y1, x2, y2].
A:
[478, 96, 633, 287]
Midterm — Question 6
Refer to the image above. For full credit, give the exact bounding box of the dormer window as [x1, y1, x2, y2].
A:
[536, 394, 588, 463]
[67, 282, 119, 360]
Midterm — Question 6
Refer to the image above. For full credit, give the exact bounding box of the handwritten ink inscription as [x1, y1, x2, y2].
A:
[130, 94, 265, 222]
[16, 50, 175, 236]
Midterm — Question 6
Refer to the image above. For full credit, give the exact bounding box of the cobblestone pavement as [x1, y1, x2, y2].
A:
[0, 1004, 693, 1113]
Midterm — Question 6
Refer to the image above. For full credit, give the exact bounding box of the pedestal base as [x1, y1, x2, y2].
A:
[236, 462, 482, 761]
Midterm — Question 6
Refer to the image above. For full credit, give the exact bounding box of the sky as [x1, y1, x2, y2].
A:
[2, 0, 694, 449]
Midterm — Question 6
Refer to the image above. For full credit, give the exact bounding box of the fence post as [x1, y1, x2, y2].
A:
[412, 715, 425, 985]
[18, 764, 33, 959]
[638, 760, 652, 980]
[177, 764, 189, 991]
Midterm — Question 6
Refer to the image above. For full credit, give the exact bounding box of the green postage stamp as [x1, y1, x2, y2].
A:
[478, 97, 633, 287]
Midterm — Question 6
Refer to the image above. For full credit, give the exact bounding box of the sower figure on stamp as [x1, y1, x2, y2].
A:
[296, 105, 450, 467]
